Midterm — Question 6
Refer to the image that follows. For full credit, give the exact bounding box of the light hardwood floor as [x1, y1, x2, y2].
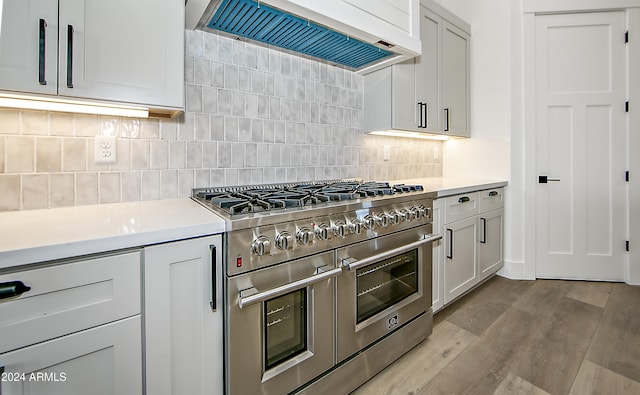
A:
[352, 276, 640, 395]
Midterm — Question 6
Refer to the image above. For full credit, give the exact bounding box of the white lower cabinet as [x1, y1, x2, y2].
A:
[0, 316, 142, 395]
[433, 187, 504, 312]
[143, 235, 223, 395]
[0, 251, 142, 394]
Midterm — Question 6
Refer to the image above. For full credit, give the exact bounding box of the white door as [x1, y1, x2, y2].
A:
[535, 12, 627, 281]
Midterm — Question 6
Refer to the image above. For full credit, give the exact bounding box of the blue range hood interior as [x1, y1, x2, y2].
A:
[207, 0, 393, 69]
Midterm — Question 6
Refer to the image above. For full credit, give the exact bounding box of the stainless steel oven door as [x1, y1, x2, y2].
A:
[226, 251, 340, 395]
[336, 225, 441, 362]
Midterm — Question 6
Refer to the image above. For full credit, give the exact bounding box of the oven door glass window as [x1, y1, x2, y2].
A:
[356, 249, 418, 323]
[264, 289, 307, 370]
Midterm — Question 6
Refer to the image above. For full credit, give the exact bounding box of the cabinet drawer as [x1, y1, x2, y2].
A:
[478, 188, 504, 213]
[444, 192, 479, 223]
[0, 251, 141, 354]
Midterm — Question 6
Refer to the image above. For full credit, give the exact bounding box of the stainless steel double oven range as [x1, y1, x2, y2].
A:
[193, 180, 441, 395]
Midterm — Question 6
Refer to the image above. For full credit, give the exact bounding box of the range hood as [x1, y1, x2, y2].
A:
[185, 0, 419, 72]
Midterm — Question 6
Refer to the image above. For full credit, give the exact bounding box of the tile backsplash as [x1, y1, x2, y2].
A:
[0, 30, 442, 211]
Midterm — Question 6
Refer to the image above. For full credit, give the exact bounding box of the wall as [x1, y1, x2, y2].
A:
[437, 0, 524, 276]
[0, 30, 443, 212]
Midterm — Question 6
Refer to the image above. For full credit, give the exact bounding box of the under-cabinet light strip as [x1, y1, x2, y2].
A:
[367, 130, 450, 141]
[0, 94, 149, 118]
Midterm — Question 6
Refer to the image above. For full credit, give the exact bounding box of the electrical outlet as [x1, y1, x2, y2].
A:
[95, 136, 117, 164]
[383, 145, 391, 161]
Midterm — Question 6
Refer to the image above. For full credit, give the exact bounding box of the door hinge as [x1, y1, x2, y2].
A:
[626, 240, 630, 252]
[626, 101, 630, 112]
[626, 171, 630, 182]
[625, 31, 629, 43]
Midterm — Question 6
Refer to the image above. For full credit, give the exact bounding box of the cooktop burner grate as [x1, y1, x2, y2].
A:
[194, 180, 424, 216]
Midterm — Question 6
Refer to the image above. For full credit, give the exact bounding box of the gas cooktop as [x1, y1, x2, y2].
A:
[193, 180, 425, 216]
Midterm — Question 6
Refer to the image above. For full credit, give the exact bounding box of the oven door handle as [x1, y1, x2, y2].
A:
[238, 267, 343, 308]
[342, 234, 443, 271]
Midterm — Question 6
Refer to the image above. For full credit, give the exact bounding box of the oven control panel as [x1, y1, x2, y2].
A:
[226, 198, 433, 275]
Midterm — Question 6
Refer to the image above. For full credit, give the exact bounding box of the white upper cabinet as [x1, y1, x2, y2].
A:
[0, 0, 184, 115]
[363, 0, 470, 137]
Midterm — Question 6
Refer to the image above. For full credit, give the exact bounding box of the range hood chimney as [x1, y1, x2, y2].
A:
[186, 0, 416, 72]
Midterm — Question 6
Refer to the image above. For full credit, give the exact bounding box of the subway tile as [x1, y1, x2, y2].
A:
[178, 169, 194, 197]
[169, 140, 187, 169]
[301, 59, 310, 79]
[194, 58, 211, 86]
[246, 94, 258, 118]
[291, 56, 301, 78]
[211, 61, 225, 87]
[217, 142, 232, 168]
[160, 118, 178, 140]
[203, 33, 218, 60]
[21, 111, 49, 135]
[258, 95, 270, 118]
[150, 140, 169, 170]
[141, 119, 160, 140]
[111, 139, 130, 171]
[274, 121, 286, 143]
[257, 46, 269, 71]
[251, 70, 264, 94]
[160, 170, 178, 199]
[50, 173, 74, 208]
[0, 109, 20, 134]
[268, 144, 280, 167]
[231, 143, 244, 168]
[257, 144, 269, 167]
[210, 168, 224, 186]
[263, 119, 275, 143]
[269, 97, 281, 120]
[232, 91, 245, 116]
[263, 167, 275, 183]
[245, 143, 257, 167]
[185, 29, 203, 57]
[186, 84, 203, 113]
[36, 137, 61, 173]
[224, 116, 239, 142]
[218, 36, 233, 63]
[210, 115, 224, 141]
[224, 64, 239, 90]
[251, 168, 263, 184]
[76, 173, 99, 206]
[99, 172, 121, 204]
[264, 73, 275, 96]
[239, 67, 251, 92]
[218, 89, 232, 115]
[50, 113, 75, 136]
[131, 140, 150, 170]
[251, 119, 264, 142]
[195, 169, 210, 188]
[233, 40, 246, 66]
[238, 118, 251, 142]
[195, 113, 210, 141]
[269, 50, 281, 74]
[203, 142, 218, 168]
[224, 168, 239, 186]
[178, 110, 195, 141]
[141, 171, 161, 200]
[0, 186, 21, 219]
[285, 122, 295, 144]
[121, 172, 142, 202]
[238, 168, 252, 185]
[203, 86, 218, 115]
[281, 53, 292, 75]
[274, 75, 285, 97]
[6, 136, 34, 173]
[275, 167, 287, 182]
[187, 141, 203, 169]
[22, 174, 49, 210]
[245, 44, 257, 69]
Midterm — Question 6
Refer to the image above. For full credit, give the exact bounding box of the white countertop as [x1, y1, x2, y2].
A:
[392, 177, 508, 198]
[0, 199, 225, 269]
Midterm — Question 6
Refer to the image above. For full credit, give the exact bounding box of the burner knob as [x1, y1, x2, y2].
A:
[375, 213, 391, 227]
[363, 215, 376, 230]
[412, 206, 425, 219]
[315, 223, 331, 240]
[389, 210, 406, 225]
[332, 221, 347, 238]
[401, 208, 414, 222]
[417, 205, 431, 219]
[296, 227, 314, 245]
[275, 231, 293, 250]
[251, 236, 271, 256]
[349, 218, 363, 234]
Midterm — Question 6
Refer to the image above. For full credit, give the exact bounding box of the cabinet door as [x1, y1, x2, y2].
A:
[0, 316, 142, 395]
[442, 20, 470, 137]
[391, 60, 419, 131]
[416, 6, 441, 132]
[444, 216, 477, 304]
[0, 0, 57, 95]
[144, 235, 223, 395]
[57, 0, 184, 108]
[478, 208, 504, 281]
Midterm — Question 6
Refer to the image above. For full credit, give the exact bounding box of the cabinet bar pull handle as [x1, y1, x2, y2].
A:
[66, 25, 74, 88]
[210, 245, 217, 312]
[446, 228, 453, 259]
[417, 102, 424, 128]
[38, 19, 47, 85]
[444, 108, 450, 131]
[458, 196, 470, 203]
[480, 218, 487, 244]
[424, 102, 428, 128]
[489, 191, 498, 196]
[0, 281, 31, 301]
